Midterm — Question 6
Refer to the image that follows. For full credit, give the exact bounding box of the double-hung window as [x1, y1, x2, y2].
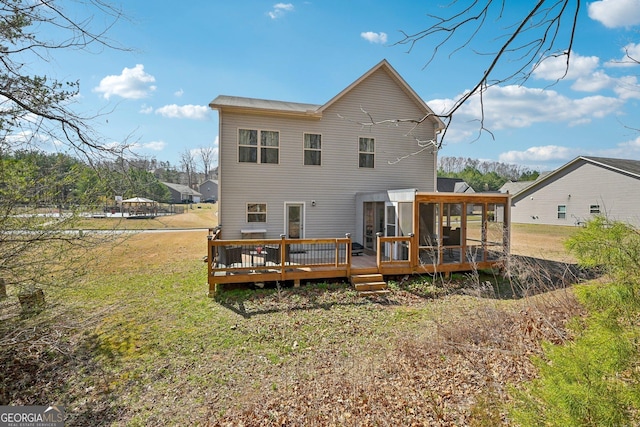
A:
[247, 203, 267, 223]
[359, 137, 375, 168]
[238, 129, 279, 164]
[557, 205, 566, 219]
[304, 133, 322, 166]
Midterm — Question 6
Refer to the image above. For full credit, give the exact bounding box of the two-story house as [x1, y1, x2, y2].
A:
[207, 60, 510, 295]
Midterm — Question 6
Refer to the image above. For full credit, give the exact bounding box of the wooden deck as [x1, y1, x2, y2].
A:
[207, 193, 510, 295]
[207, 231, 506, 296]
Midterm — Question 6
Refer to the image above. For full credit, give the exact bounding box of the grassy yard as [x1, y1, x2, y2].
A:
[0, 211, 588, 425]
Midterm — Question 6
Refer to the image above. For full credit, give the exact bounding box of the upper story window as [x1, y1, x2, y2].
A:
[590, 205, 600, 214]
[557, 205, 566, 219]
[359, 137, 375, 168]
[304, 133, 322, 166]
[247, 203, 267, 222]
[238, 129, 279, 164]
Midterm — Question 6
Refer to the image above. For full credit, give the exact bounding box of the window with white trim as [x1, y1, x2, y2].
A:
[304, 133, 321, 165]
[590, 205, 600, 214]
[557, 205, 566, 219]
[359, 137, 374, 168]
[247, 203, 267, 222]
[238, 129, 279, 164]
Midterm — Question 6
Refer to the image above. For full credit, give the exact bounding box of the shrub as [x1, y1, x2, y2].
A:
[510, 218, 640, 426]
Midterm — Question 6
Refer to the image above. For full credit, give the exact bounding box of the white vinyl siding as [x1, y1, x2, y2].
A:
[510, 161, 640, 227]
[217, 67, 439, 239]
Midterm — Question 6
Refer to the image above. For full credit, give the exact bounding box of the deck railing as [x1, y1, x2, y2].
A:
[208, 230, 353, 284]
[376, 235, 412, 268]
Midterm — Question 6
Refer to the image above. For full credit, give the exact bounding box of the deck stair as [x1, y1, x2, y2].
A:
[350, 274, 390, 296]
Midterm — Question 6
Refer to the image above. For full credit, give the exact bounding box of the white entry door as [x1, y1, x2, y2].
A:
[286, 203, 304, 239]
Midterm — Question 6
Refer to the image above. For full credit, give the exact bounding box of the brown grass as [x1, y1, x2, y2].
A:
[0, 211, 589, 426]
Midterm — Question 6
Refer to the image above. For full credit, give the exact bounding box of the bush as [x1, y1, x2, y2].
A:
[510, 218, 640, 426]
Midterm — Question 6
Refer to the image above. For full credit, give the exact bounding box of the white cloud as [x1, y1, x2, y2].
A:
[141, 140, 167, 151]
[93, 64, 156, 100]
[139, 105, 153, 114]
[499, 145, 577, 164]
[267, 3, 294, 19]
[533, 52, 600, 81]
[613, 75, 640, 99]
[572, 70, 615, 92]
[605, 42, 640, 67]
[361, 31, 387, 44]
[429, 85, 623, 142]
[588, 0, 640, 28]
[532, 50, 640, 97]
[174, 89, 184, 97]
[128, 140, 167, 153]
[155, 104, 209, 120]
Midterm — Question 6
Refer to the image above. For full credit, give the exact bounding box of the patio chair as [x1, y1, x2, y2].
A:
[264, 244, 290, 265]
[218, 246, 243, 268]
[448, 228, 461, 246]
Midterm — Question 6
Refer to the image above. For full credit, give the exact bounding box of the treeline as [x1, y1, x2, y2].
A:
[1, 150, 175, 206]
[438, 156, 539, 192]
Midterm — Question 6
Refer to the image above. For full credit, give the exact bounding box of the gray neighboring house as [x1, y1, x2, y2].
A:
[162, 182, 202, 204]
[209, 59, 445, 243]
[508, 156, 640, 227]
[437, 177, 475, 193]
[199, 179, 219, 202]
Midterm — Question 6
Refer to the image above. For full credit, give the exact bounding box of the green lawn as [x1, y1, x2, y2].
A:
[0, 218, 586, 425]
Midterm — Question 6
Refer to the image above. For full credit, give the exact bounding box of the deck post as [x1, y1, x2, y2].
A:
[345, 233, 352, 278]
[408, 233, 415, 269]
[376, 232, 382, 270]
[280, 234, 287, 282]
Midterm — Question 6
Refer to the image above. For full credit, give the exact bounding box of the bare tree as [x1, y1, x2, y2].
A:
[179, 148, 196, 188]
[0, 0, 127, 299]
[198, 145, 216, 180]
[384, 1, 582, 148]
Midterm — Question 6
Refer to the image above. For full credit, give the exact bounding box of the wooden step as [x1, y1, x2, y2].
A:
[350, 274, 384, 285]
[354, 281, 388, 291]
[350, 274, 389, 296]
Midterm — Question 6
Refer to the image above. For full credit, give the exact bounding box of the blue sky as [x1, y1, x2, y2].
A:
[45, 0, 640, 172]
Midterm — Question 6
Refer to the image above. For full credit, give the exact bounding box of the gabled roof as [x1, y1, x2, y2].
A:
[499, 180, 535, 194]
[511, 156, 640, 200]
[209, 59, 445, 130]
[162, 181, 202, 196]
[582, 156, 640, 177]
[209, 95, 322, 117]
[437, 177, 474, 193]
[317, 59, 445, 130]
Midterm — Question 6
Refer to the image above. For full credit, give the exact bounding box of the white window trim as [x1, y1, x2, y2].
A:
[358, 136, 375, 169]
[303, 132, 322, 166]
[247, 202, 267, 223]
[237, 128, 280, 165]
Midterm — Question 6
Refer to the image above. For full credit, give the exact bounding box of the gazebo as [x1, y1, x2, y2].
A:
[121, 197, 157, 218]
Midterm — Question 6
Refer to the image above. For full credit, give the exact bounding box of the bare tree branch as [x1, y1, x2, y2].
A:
[390, 0, 581, 146]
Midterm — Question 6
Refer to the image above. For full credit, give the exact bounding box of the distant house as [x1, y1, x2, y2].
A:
[199, 179, 218, 202]
[509, 156, 640, 227]
[162, 182, 202, 204]
[437, 177, 475, 193]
